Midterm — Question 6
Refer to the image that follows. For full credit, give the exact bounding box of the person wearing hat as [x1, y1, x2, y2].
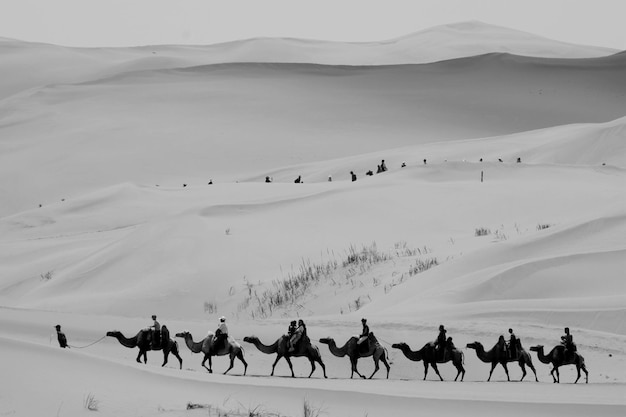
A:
[289, 319, 307, 353]
[357, 318, 370, 352]
[287, 320, 297, 350]
[434, 325, 447, 360]
[508, 328, 518, 358]
[560, 327, 576, 361]
[215, 316, 229, 351]
[55, 325, 69, 348]
[150, 315, 161, 349]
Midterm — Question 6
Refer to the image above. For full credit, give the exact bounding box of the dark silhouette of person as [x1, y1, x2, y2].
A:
[497, 334, 507, 357]
[290, 319, 307, 352]
[294, 175, 302, 183]
[560, 327, 576, 361]
[350, 171, 357, 182]
[435, 325, 447, 360]
[55, 325, 69, 348]
[376, 165, 382, 174]
[508, 328, 518, 358]
[380, 160, 387, 172]
[265, 176, 272, 183]
[401, 162, 406, 168]
[366, 170, 373, 176]
[423, 159, 427, 165]
[287, 320, 297, 350]
[357, 318, 370, 352]
[150, 315, 161, 348]
[215, 316, 229, 351]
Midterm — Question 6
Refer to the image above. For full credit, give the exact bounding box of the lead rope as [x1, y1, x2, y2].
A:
[68, 335, 107, 349]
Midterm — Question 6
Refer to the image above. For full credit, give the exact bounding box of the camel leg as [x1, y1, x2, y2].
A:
[528, 362, 538, 382]
[381, 354, 391, 379]
[270, 354, 282, 376]
[237, 351, 248, 376]
[223, 354, 235, 375]
[423, 362, 429, 381]
[518, 361, 527, 381]
[201, 354, 211, 372]
[431, 362, 443, 381]
[136, 350, 144, 364]
[173, 349, 183, 370]
[368, 358, 380, 379]
[307, 358, 316, 378]
[161, 349, 169, 367]
[317, 358, 327, 379]
[285, 356, 295, 378]
[351, 358, 365, 379]
[208, 356, 214, 373]
[487, 362, 497, 381]
[503, 362, 511, 381]
[582, 364, 589, 383]
[574, 365, 581, 384]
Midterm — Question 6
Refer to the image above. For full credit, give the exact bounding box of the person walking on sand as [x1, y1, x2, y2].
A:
[55, 325, 69, 348]
[351, 171, 357, 182]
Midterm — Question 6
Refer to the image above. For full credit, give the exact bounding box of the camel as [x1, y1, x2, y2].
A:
[106, 326, 182, 369]
[466, 340, 537, 382]
[392, 342, 465, 381]
[530, 345, 588, 383]
[175, 331, 247, 375]
[243, 335, 327, 378]
[319, 334, 390, 379]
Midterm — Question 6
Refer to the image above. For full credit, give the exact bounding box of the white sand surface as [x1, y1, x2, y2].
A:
[1, 24, 625, 417]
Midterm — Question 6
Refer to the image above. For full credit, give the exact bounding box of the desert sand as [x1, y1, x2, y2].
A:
[0, 21, 625, 417]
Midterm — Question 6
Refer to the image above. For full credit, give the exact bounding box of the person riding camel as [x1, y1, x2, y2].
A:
[497, 334, 507, 357]
[357, 318, 370, 352]
[215, 316, 229, 351]
[289, 319, 307, 352]
[560, 327, 576, 361]
[434, 325, 447, 360]
[150, 315, 161, 348]
[287, 320, 297, 351]
[508, 328, 518, 358]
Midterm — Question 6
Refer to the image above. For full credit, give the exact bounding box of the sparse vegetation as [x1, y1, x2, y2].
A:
[494, 229, 508, 241]
[303, 398, 325, 417]
[40, 270, 54, 281]
[408, 258, 439, 276]
[83, 393, 99, 411]
[225, 227, 231, 235]
[537, 223, 552, 231]
[237, 241, 441, 318]
[475, 227, 491, 236]
[204, 301, 217, 314]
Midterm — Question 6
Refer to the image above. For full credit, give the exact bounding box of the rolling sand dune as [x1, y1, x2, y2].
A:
[1, 24, 626, 417]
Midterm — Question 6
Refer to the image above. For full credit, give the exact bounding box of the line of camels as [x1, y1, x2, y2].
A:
[106, 328, 589, 383]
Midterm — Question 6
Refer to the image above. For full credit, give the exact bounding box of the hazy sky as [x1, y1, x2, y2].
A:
[1, 0, 624, 49]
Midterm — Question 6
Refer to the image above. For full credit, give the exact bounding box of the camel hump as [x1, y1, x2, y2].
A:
[161, 325, 169, 341]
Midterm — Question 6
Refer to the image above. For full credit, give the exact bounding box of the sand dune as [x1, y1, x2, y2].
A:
[2, 23, 626, 417]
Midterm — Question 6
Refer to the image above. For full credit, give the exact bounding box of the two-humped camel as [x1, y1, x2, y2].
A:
[530, 345, 588, 383]
[176, 331, 247, 375]
[319, 335, 390, 379]
[392, 342, 465, 381]
[106, 326, 182, 369]
[466, 340, 537, 381]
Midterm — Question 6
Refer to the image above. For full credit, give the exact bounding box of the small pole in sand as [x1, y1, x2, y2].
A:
[481, 171, 484, 183]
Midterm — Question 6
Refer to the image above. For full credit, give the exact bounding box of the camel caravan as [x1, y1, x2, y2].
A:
[104, 316, 588, 383]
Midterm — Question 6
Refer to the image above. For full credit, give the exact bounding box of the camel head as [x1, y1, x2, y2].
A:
[466, 341, 482, 350]
[318, 337, 333, 345]
[106, 331, 121, 337]
[175, 331, 191, 339]
[529, 345, 543, 353]
[243, 336, 258, 344]
[392, 342, 408, 350]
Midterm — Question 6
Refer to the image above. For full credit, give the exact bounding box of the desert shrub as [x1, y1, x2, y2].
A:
[408, 258, 439, 276]
[83, 393, 99, 411]
[475, 227, 491, 236]
[204, 301, 217, 314]
[537, 223, 552, 231]
[40, 271, 54, 281]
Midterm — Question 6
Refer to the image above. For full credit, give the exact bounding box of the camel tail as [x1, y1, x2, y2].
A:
[461, 351, 465, 365]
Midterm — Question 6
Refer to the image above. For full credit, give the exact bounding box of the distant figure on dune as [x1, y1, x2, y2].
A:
[183, 184, 187, 187]
[401, 162, 406, 168]
[498, 158, 503, 163]
[351, 171, 357, 182]
[516, 157, 522, 163]
[265, 176, 272, 183]
[366, 170, 373, 176]
[423, 159, 427, 165]
[55, 324, 69, 348]
[294, 175, 302, 183]
[208, 179, 213, 185]
[376, 165, 382, 174]
[328, 175, 332, 182]
[380, 159, 387, 172]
